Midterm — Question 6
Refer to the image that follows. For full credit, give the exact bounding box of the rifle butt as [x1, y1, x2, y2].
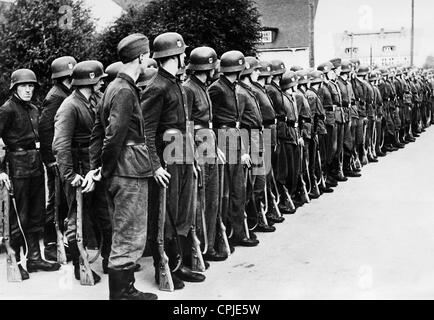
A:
[56, 231, 67, 265]
[217, 218, 231, 257]
[6, 244, 22, 282]
[158, 249, 174, 292]
[191, 232, 206, 272]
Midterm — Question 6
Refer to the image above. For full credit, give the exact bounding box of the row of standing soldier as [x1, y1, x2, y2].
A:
[0, 32, 433, 299]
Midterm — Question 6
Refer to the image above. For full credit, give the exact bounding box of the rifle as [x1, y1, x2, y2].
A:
[158, 186, 174, 292]
[1, 185, 22, 282]
[53, 165, 67, 264]
[197, 166, 208, 255]
[243, 168, 251, 240]
[75, 185, 95, 286]
[299, 143, 310, 204]
[191, 165, 206, 273]
[216, 164, 231, 257]
[316, 149, 327, 190]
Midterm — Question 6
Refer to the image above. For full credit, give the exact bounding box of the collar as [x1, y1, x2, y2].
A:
[252, 81, 266, 92]
[158, 67, 177, 84]
[11, 94, 32, 109]
[73, 89, 91, 104]
[117, 72, 141, 94]
[56, 82, 73, 96]
[220, 75, 237, 91]
[190, 74, 208, 90]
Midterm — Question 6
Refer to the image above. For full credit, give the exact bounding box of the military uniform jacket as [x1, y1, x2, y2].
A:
[295, 89, 313, 140]
[318, 82, 336, 126]
[364, 80, 376, 119]
[142, 67, 192, 170]
[266, 82, 292, 143]
[209, 75, 242, 128]
[89, 73, 152, 179]
[183, 75, 216, 159]
[237, 81, 263, 152]
[372, 85, 384, 117]
[352, 78, 368, 117]
[282, 92, 299, 145]
[251, 82, 276, 126]
[53, 90, 98, 183]
[306, 87, 327, 135]
[329, 80, 345, 124]
[336, 77, 356, 121]
[0, 95, 42, 178]
[39, 83, 72, 166]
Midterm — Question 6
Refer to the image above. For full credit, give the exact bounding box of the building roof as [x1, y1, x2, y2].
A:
[255, 0, 318, 50]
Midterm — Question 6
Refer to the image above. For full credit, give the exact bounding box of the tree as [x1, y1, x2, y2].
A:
[423, 55, 434, 69]
[0, 0, 97, 104]
[96, 0, 262, 68]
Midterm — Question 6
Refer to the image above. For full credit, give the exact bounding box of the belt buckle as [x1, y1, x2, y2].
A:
[209, 122, 213, 130]
[236, 121, 240, 130]
[35, 142, 40, 150]
[274, 119, 277, 125]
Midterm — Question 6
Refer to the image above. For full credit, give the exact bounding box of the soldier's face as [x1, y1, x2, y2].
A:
[251, 69, 260, 82]
[16, 84, 34, 101]
[94, 79, 104, 92]
[341, 73, 348, 81]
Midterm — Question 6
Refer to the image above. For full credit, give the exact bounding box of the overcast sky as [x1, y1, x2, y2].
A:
[83, 0, 434, 66]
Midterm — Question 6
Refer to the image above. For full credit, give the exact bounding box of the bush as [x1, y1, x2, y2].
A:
[0, 0, 97, 105]
[95, 0, 262, 68]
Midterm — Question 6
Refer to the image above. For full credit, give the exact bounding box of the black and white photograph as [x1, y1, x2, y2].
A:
[0, 0, 434, 306]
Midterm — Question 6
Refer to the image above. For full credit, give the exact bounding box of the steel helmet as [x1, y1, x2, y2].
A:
[329, 58, 342, 70]
[137, 68, 158, 88]
[152, 32, 186, 59]
[71, 60, 107, 86]
[270, 60, 286, 76]
[309, 70, 324, 84]
[105, 61, 123, 81]
[51, 56, 77, 80]
[340, 60, 352, 74]
[280, 71, 298, 91]
[317, 61, 334, 74]
[241, 56, 260, 76]
[258, 61, 272, 77]
[357, 65, 370, 76]
[10, 69, 38, 90]
[290, 65, 303, 72]
[295, 70, 310, 85]
[220, 50, 245, 73]
[187, 47, 218, 71]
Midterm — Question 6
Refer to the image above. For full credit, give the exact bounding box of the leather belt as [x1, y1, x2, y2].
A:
[263, 119, 277, 126]
[216, 122, 240, 129]
[276, 115, 288, 122]
[287, 120, 298, 128]
[125, 139, 146, 146]
[324, 105, 335, 112]
[4, 144, 37, 152]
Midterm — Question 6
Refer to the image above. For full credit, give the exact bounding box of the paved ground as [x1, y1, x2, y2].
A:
[2, 128, 434, 300]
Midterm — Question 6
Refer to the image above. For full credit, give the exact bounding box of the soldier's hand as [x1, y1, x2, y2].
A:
[82, 170, 97, 193]
[0, 172, 11, 191]
[217, 148, 226, 164]
[71, 174, 84, 188]
[241, 153, 252, 168]
[154, 167, 171, 188]
[93, 168, 102, 182]
[298, 138, 305, 147]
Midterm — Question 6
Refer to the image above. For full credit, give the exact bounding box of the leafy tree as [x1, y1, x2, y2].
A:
[96, 0, 262, 67]
[0, 0, 97, 104]
[423, 55, 434, 69]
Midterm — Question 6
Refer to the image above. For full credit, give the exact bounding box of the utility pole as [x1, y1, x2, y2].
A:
[411, 0, 415, 66]
[309, 0, 315, 68]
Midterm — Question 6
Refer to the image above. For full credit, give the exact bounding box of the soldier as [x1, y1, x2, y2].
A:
[336, 60, 362, 177]
[39, 56, 77, 262]
[280, 71, 303, 202]
[105, 62, 123, 84]
[0, 69, 61, 280]
[89, 34, 157, 300]
[238, 57, 276, 233]
[317, 61, 340, 187]
[142, 32, 206, 290]
[208, 50, 258, 247]
[137, 67, 158, 91]
[53, 61, 112, 285]
[306, 71, 327, 200]
[183, 46, 229, 261]
[266, 60, 296, 213]
[351, 65, 370, 166]
[369, 70, 387, 158]
[362, 67, 378, 163]
[251, 61, 285, 223]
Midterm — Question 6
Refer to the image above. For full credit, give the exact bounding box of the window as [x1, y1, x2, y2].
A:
[345, 47, 359, 54]
[260, 31, 273, 43]
[382, 46, 396, 53]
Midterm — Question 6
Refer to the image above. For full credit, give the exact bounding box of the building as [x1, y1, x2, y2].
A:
[255, 0, 319, 68]
[334, 28, 411, 67]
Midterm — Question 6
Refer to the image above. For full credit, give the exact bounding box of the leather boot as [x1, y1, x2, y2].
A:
[43, 243, 58, 262]
[68, 240, 101, 283]
[11, 239, 29, 280]
[375, 149, 387, 157]
[308, 177, 321, 200]
[334, 172, 348, 182]
[172, 237, 205, 283]
[109, 269, 158, 300]
[101, 231, 112, 275]
[26, 233, 61, 273]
